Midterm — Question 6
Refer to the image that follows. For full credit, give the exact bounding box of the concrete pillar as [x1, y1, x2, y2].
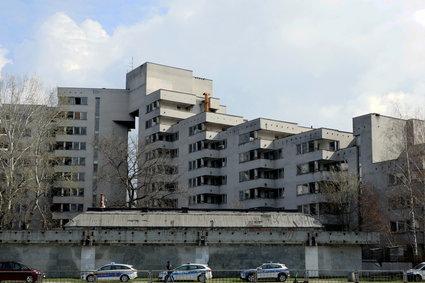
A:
[81, 246, 96, 272]
[305, 246, 318, 277]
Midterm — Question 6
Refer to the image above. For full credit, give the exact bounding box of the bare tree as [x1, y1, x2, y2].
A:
[386, 109, 425, 257]
[320, 169, 361, 231]
[359, 184, 392, 239]
[0, 75, 59, 229]
[96, 135, 183, 208]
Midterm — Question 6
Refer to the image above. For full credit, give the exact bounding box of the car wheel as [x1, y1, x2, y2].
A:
[247, 274, 255, 282]
[87, 275, 96, 282]
[120, 275, 130, 282]
[415, 275, 422, 282]
[198, 274, 206, 282]
[25, 275, 34, 283]
[277, 273, 287, 282]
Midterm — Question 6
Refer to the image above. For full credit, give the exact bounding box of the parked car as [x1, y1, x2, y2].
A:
[0, 261, 45, 283]
[81, 263, 138, 282]
[407, 262, 425, 282]
[240, 262, 289, 282]
[158, 263, 212, 282]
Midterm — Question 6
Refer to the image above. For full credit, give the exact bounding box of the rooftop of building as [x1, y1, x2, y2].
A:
[65, 208, 323, 230]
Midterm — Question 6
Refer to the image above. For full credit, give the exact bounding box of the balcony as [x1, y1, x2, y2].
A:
[299, 149, 335, 161]
[209, 97, 220, 110]
[238, 179, 276, 188]
[238, 198, 281, 209]
[189, 149, 222, 160]
[148, 140, 176, 149]
[159, 90, 197, 106]
[52, 211, 80, 220]
[190, 202, 225, 209]
[191, 193, 227, 205]
[191, 167, 222, 177]
[144, 124, 173, 134]
[191, 130, 219, 140]
[296, 160, 343, 176]
[204, 112, 244, 127]
[52, 196, 84, 203]
[160, 108, 194, 121]
[190, 185, 221, 194]
[239, 139, 273, 150]
[239, 159, 274, 171]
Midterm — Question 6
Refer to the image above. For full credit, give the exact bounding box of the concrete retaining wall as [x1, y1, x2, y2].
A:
[0, 229, 376, 275]
[0, 243, 362, 274]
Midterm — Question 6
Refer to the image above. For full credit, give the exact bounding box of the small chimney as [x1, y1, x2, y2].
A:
[99, 194, 106, 208]
[203, 93, 211, 112]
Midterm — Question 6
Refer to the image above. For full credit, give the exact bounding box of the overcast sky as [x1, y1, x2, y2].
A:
[1, 0, 425, 131]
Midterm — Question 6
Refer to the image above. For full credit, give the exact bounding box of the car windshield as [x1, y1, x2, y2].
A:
[11, 263, 29, 271]
[413, 263, 425, 270]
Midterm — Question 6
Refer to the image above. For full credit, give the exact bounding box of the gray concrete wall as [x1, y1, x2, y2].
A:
[0, 229, 374, 274]
[318, 246, 362, 270]
[0, 229, 377, 275]
[0, 243, 310, 272]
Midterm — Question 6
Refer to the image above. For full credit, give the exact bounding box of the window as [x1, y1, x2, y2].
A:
[239, 170, 251, 182]
[55, 141, 86, 150]
[329, 141, 339, 151]
[210, 139, 226, 150]
[60, 126, 87, 135]
[296, 162, 315, 175]
[388, 173, 406, 186]
[145, 117, 158, 129]
[166, 132, 179, 142]
[189, 123, 205, 136]
[64, 111, 88, 120]
[277, 168, 284, 179]
[55, 172, 84, 181]
[188, 141, 203, 153]
[73, 172, 85, 181]
[146, 101, 159, 113]
[57, 157, 86, 166]
[239, 131, 257, 144]
[390, 220, 410, 232]
[308, 141, 315, 152]
[296, 141, 316, 154]
[296, 144, 302, 155]
[60, 96, 88, 105]
[297, 182, 318, 195]
[239, 188, 284, 200]
[189, 158, 226, 170]
[239, 152, 250, 163]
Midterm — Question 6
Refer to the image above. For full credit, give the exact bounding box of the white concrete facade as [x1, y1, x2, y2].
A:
[54, 62, 424, 235]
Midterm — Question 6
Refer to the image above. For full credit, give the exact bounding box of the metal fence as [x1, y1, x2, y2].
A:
[0, 269, 413, 283]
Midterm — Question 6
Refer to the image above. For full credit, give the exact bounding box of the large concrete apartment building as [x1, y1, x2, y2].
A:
[54, 62, 425, 242]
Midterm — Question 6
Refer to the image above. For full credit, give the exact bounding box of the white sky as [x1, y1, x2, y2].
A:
[1, 0, 425, 131]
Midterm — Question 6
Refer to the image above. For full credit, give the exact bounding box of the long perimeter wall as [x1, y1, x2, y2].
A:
[0, 229, 377, 274]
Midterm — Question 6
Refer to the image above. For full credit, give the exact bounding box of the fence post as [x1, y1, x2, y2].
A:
[304, 270, 309, 283]
[254, 271, 258, 283]
[403, 271, 407, 283]
[148, 271, 152, 283]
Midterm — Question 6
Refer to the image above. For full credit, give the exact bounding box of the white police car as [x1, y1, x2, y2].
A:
[240, 263, 289, 282]
[158, 263, 212, 282]
[81, 263, 138, 282]
[407, 262, 425, 281]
